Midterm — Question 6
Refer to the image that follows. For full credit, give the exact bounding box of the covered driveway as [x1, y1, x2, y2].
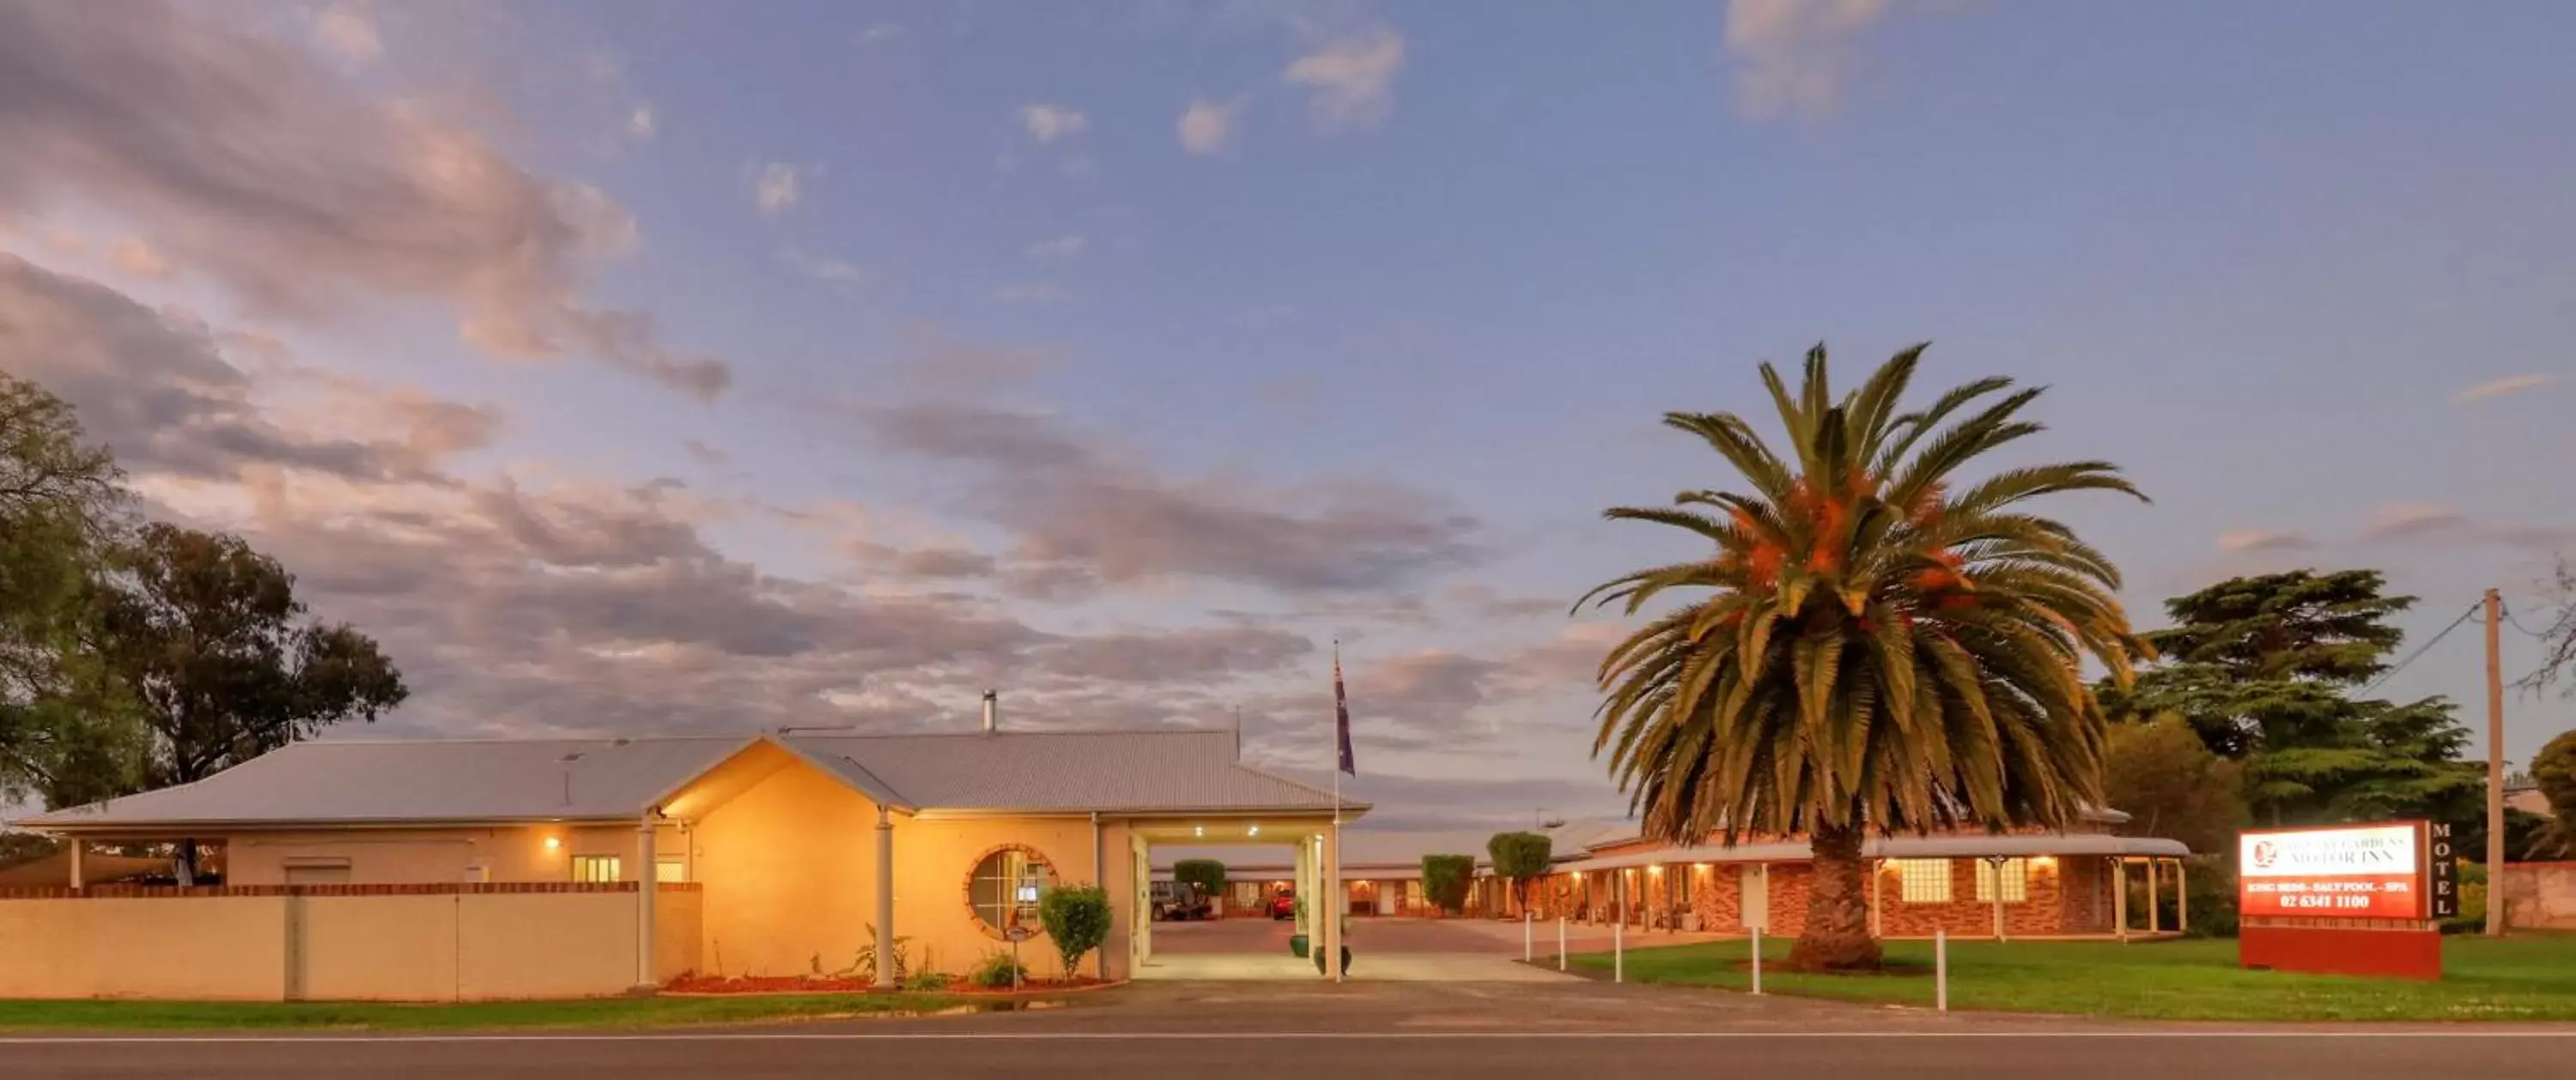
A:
[1136, 917, 1579, 982]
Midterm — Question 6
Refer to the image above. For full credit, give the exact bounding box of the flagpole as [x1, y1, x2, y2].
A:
[1330, 640, 1343, 983]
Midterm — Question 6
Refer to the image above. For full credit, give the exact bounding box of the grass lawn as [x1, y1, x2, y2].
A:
[1567, 934, 2576, 1022]
[0, 992, 1033, 1032]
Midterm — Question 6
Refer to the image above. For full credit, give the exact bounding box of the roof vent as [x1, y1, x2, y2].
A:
[981, 689, 999, 735]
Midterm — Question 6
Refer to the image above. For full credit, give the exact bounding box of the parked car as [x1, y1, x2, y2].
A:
[1269, 887, 1296, 920]
[1151, 881, 1213, 921]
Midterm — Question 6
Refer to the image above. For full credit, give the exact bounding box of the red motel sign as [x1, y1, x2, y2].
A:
[2237, 820, 2454, 980]
[2237, 821, 2458, 921]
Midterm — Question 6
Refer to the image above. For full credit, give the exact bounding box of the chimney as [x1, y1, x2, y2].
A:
[981, 689, 999, 734]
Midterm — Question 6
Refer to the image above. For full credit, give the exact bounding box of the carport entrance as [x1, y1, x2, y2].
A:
[1124, 821, 1340, 981]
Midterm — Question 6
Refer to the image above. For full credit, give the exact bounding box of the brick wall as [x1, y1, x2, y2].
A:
[1543, 856, 2129, 938]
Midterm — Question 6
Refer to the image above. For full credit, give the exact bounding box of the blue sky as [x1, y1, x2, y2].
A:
[1, 0, 2571, 827]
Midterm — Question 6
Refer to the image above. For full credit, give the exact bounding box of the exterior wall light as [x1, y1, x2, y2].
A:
[544, 836, 562, 852]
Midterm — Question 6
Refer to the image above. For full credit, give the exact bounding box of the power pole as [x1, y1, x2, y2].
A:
[2484, 588, 2506, 937]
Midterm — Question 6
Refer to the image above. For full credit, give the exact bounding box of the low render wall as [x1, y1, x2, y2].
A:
[0, 883, 701, 1001]
[2501, 862, 2576, 930]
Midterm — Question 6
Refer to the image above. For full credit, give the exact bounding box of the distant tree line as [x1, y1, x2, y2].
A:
[0, 371, 407, 835]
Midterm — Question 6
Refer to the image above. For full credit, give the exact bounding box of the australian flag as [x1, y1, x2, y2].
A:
[1334, 647, 1356, 776]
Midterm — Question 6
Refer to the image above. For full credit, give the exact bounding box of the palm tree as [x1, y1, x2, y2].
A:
[1581, 344, 2148, 971]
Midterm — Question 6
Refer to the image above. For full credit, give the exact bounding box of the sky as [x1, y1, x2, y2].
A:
[1, 0, 2572, 830]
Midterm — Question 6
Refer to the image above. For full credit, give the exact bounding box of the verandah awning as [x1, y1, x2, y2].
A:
[1555, 833, 2190, 874]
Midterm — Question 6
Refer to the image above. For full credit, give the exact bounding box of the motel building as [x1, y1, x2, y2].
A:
[1160, 813, 2195, 943]
[0, 708, 1382, 1001]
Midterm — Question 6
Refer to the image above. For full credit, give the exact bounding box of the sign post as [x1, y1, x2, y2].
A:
[2237, 820, 2446, 980]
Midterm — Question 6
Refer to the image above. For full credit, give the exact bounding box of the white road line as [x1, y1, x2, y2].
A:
[3, 1030, 2575, 1044]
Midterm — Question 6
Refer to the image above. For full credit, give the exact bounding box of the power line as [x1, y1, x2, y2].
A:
[2355, 599, 2482, 698]
[2499, 598, 2555, 640]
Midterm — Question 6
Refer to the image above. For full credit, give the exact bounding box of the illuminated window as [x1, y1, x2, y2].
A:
[654, 858, 688, 883]
[571, 855, 622, 883]
[1891, 859, 1953, 903]
[969, 847, 1054, 934]
[1975, 858, 2030, 903]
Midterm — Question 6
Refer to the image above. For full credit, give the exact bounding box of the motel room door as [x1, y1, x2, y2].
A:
[1740, 865, 1768, 931]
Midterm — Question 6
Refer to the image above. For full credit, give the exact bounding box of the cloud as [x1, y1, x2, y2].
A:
[1177, 97, 1245, 155]
[680, 438, 729, 466]
[2360, 501, 2576, 552]
[856, 402, 1480, 595]
[1024, 234, 1086, 262]
[993, 282, 1068, 305]
[1283, 27, 1405, 131]
[0, 2, 729, 399]
[779, 247, 866, 287]
[2363, 501, 2469, 541]
[308, 3, 382, 67]
[747, 161, 807, 215]
[2217, 530, 2313, 553]
[1030, 626, 1313, 685]
[627, 104, 657, 142]
[0, 253, 480, 482]
[107, 237, 173, 280]
[2457, 373, 2555, 403]
[889, 325, 1062, 393]
[1722, 0, 1895, 121]
[1018, 104, 1090, 144]
[859, 22, 905, 45]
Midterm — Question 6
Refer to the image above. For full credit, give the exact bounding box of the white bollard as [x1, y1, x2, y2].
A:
[1751, 926, 1763, 995]
[1558, 917, 1567, 971]
[1935, 928, 1949, 1012]
[1523, 911, 1533, 962]
[1613, 916, 1625, 983]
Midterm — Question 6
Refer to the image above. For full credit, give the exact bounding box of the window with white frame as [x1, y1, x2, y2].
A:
[1891, 859, 1953, 903]
[969, 847, 1054, 934]
[1975, 858, 2030, 903]
[571, 855, 622, 883]
[655, 858, 688, 883]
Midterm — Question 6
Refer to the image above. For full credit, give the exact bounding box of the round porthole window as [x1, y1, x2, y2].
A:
[967, 846, 1054, 937]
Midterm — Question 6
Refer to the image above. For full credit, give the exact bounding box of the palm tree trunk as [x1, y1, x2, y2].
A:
[1787, 822, 1881, 972]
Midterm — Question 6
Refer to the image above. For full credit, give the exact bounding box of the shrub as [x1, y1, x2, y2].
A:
[1486, 832, 1552, 911]
[902, 970, 952, 992]
[970, 950, 1029, 989]
[1173, 859, 1227, 902]
[1037, 883, 1112, 978]
[2182, 854, 2238, 937]
[1420, 854, 1475, 913]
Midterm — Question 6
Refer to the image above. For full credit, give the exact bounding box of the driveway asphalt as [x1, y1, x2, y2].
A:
[5, 979, 2573, 1077]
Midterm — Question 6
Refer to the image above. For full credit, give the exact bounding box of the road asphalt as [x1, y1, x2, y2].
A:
[3, 980, 2572, 1078]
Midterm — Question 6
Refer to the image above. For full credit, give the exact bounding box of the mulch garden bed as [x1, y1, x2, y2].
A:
[663, 974, 1115, 996]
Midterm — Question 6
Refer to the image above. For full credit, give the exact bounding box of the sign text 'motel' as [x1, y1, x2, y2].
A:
[2427, 822, 2459, 920]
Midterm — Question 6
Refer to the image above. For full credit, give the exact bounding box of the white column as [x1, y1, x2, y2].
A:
[635, 818, 659, 989]
[1320, 829, 1342, 980]
[68, 840, 84, 891]
[2146, 859, 2160, 934]
[2113, 859, 2129, 941]
[1293, 837, 1312, 937]
[2176, 859, 2190, 934]
[874, 806, 896, 990]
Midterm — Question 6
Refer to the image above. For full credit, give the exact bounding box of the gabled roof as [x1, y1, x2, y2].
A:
[787, 729, 1352, 814]
[22, 737, 745, 829]
[17, 727, 1355, 832]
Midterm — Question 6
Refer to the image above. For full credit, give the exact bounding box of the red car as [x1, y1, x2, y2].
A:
[1269, 888, 1296, 920]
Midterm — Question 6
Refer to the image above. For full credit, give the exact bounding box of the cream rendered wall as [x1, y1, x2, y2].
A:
[228, 823, 683, 885]
[0, 895, 287, 999]
[889, 815, 1105, 980]
[301, 895, 460, 999]
[457, 892, 641, 998]
[689, 759, 882, 978]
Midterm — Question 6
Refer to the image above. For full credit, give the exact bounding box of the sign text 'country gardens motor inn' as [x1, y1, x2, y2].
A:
[2236, 821, 2458, 980]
